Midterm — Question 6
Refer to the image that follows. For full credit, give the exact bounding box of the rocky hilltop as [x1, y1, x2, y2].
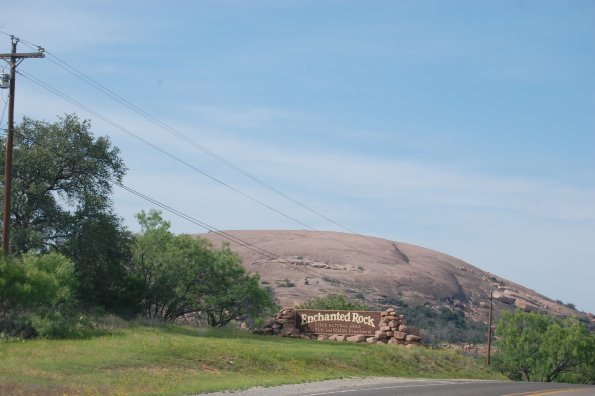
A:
[198, 230, 593, 325]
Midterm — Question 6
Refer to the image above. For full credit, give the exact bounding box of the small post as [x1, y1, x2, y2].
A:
[487, 289, 493, 366]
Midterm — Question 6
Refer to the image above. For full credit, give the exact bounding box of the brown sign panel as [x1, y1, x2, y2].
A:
[296, 309, 381, 336]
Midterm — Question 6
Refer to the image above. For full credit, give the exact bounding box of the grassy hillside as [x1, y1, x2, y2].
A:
[0, 323, 503, 396]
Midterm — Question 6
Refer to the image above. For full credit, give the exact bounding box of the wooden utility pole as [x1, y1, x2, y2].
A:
[0, 36, 44, 255]
[487, 289, 493, 366]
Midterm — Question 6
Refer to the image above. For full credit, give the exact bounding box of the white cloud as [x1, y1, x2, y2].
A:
[180, 132, 595, 223]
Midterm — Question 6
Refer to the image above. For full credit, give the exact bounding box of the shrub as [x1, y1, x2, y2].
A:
[0, 253, 80, 338]
[277, 278, 296, 288]
[297, 293, 368, 311]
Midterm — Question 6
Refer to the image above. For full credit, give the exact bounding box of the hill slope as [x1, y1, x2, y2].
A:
[199, 230, 593, 325]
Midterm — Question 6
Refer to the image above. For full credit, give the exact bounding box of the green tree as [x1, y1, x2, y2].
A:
[2, 114, 126, 253]
[494, 309, 595, 384]
[130, 210, 274, 325]
[0, 114, 134, 313]
[297, 293, 369, 311]
[200, 245, 273, 327]
[60, 210, 137, 314]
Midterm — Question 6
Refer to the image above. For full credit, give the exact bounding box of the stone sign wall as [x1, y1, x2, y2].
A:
[296, 309, 381, 335]
[253, 306, 422, 347]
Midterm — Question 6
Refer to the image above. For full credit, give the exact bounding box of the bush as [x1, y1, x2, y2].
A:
[277, 278, 295, 288]
[0, 253, 80, 338]
[380, 295, 488, 345]
[297, 293, 369, 311]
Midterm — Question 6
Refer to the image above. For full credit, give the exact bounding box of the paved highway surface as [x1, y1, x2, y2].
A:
[203, 378, 595, 396]
[297, 380, 595, 396]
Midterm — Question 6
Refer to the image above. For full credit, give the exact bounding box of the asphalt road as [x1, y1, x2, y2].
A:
[203, 379, 595, 396]
[297, 380, 595, 396]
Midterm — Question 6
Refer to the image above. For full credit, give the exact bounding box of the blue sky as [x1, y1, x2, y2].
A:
[2, 0, 594, 313]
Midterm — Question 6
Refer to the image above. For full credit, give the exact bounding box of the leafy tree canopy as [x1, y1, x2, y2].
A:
[1, 114, 126, 254]
[0, 114, 133, 312]
[130, 210, 274, 326]
[494, 309, 595, 384]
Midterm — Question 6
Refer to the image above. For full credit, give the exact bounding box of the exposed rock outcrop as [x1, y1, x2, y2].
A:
[199, 230, 592, 325]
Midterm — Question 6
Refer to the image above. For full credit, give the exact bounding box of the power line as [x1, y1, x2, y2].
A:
[17, 69, 310, 226]
[117, 184, 277, 260]
[17, 68, 392, 265]
[2, 32, 380, 297]
[14, 35, 388, 251]
[117, 183, 371, 293]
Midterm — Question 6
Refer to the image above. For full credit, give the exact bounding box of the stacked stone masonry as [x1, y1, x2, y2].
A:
[253, 307, 422, 347]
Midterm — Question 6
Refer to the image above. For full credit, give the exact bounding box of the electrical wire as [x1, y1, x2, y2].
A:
[117, 182, 373, 293]
[18, 69, 309, 225]
[117, 183, 277, 260]
[2, 30, 381, 298]
[14, 35, 388, 251]
[10, 32, 395, 264]
[17, 68, 392, 265]
[8, 33, 400, 277]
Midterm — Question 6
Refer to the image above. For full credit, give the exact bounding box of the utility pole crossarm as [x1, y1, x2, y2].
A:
[0, 52, 45, 59]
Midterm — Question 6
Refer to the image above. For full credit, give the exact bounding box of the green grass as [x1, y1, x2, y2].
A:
[0, 324, 504, 395]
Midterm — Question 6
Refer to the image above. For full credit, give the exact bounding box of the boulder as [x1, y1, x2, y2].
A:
[346, 335, 367, 343]
[493, 291, 516, 305]
[515, 299, 541, 313]
[405, 334, 422, 342]
[394, 331, 407, 340]
[375, 330, 388, 339]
